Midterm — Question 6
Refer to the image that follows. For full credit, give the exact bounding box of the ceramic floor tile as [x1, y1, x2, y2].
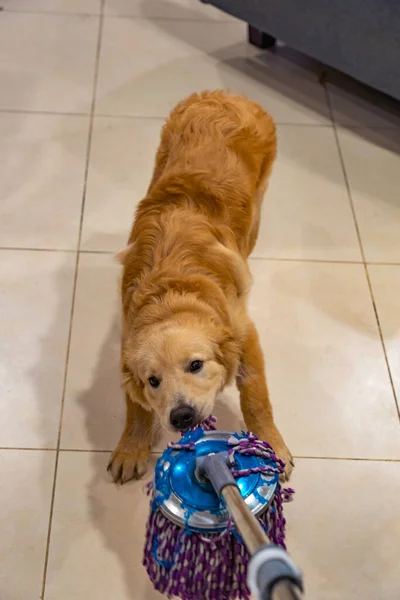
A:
[0, 449, 55, 599]
[0, 13, 98, 113]
[337, 128, 400, 263]
[96, 17, 329, 122]
[253, 125, 361, 261]
[105, 0, 237, 19]
[327, 77, 400, 128]
[246, 260, 400, 459]
[368, 265, 400, 402]
[285, 458, 400, 600]
[60, 253, 125, 450]
[0, 250, 75, 447]
[81, 117, 162, 252]
[45, 451, 163, 600]
[0, 113, 89, 250]
[2, 0, 101, 13]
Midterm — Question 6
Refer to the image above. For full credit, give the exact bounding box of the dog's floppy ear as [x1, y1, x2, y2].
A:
[121, 359, 151, 411]
[117, 242, 143, 318]
[115, 242, 136, 265]
[216, 327, 240, 384]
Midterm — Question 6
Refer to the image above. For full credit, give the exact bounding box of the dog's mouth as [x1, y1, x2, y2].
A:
[169, 405, 197, 432]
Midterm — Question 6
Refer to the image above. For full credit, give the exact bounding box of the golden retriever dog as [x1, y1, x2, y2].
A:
[108, 90, 293, 484]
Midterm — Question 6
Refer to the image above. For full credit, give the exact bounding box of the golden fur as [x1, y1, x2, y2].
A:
[109, 91, 293, 483]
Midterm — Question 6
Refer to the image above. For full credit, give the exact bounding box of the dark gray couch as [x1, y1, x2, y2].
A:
[201, 0, 400, 101]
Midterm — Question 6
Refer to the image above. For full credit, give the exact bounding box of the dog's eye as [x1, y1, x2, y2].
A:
[189, 360, 203, 373]
[148, 376, 160, 388]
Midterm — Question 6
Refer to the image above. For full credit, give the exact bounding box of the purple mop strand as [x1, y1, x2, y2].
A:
[143, 417, 294, 600]
[198, 415, 218, 430]
[168, 441, 195, 450]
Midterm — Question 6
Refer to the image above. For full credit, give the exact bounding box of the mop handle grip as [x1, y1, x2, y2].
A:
[197, 453, 304, 600]
[246, 542, 303, 600]
[222, 487, 303, 600]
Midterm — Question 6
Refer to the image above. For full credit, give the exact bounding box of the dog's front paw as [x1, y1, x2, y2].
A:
[270, 441, 294, 482]
[107, 442, 150, 484]
[253, 427, 294, 482]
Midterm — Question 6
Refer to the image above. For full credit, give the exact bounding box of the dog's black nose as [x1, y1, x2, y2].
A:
[170, 406, 195, 431]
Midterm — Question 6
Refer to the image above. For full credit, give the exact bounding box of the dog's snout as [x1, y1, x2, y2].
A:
[169, 406, 195, 431]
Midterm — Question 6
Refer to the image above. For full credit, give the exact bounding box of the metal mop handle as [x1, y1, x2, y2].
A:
[197, 453, 304, 600]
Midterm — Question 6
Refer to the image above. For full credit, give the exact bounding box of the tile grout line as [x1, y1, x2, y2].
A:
[99, 15, 238, 23]
[0, 108, 91, 117]
[1, 9, 236, 22]
[324, 89, 366, 262]
[0, 247, 77, 253]
[0, 447, 56, 452]
[0, 9, 101, 16]
[325, 86, 400, 424]
[1, 106, 399, 129]
[0, 247, 115, 255]
[1, 446, 400, 462]
[39, 4, 106, 598]
[250, 256, 363, 265]
[362, 265, 400, 421]
[292, 455, 400, 462]
[3, 247, 400, 267]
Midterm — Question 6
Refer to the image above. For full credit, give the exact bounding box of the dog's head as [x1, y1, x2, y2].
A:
[122, 312, 238, 432]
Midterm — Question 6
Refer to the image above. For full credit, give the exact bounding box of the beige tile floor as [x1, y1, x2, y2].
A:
[0, 1, 400, 599]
